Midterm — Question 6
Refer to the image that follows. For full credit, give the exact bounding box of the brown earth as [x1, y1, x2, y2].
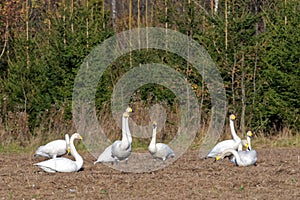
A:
[0, 148, 299, 200]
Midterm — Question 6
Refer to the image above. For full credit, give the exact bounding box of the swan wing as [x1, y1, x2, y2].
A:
[207, 140, 240, 158]
[111, 140, 131, 161]
[153, 143, 175, 160]
[94, 145, 115, 164]
[35, 140, 67, 158]
[34, 158, 78, 173]
[230, 150, 258, 166]
[241, 150, 258, 166]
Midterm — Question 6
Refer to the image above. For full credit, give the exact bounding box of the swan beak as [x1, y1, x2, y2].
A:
[247, 131, 253, 137]
[67, 147, 71, 155]
[79, 135, 83, 140]
[245, 143, 249, 149]
[215, 155, 221, 161]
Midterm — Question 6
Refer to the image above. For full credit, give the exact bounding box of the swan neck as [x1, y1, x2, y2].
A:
[226, 149, 242, 165]
[126, 117, 132, 144]
[247, 136, 252, 151]
[70, 135, 83, 168]
[149, 127, 157, 152]
[229, 120, 239, 141]
[121, 115, 129, 149]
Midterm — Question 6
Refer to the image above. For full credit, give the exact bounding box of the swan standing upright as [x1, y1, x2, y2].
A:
[34, 133, 83, 173]
[94, 107, 133, 164]
[206, 114, 241, 158]
[110, 108, 132, 164]
[34, 134, 70, 158]
[148, 122, 175, 164]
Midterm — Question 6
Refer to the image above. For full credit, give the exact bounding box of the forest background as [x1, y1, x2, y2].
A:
[0, 0, 299, 149]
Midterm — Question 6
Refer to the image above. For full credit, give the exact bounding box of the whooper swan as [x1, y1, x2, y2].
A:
[34, 133, 83, 173]
[148, 122, 175, 164]
[111, 108, 132, 164]
[206, 114, 241, 158]
[34, 134, 70, 158]
[94, 107, 133, 164]
[216, 147, 257, 167]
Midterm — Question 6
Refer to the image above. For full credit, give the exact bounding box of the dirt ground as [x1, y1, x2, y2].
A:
[0, 148, 299, 200]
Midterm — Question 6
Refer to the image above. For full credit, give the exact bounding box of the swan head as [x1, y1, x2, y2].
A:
[246, 131, 253, 137]
[73, 133, 83, 140]
[153, 121, 157, 128]
[126, 107, 133, 113]
[229, 114, 236, 121]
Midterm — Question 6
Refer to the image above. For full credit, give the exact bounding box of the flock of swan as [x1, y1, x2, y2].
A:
[209, 114, 258, 167]
[33, 109, 257, 173]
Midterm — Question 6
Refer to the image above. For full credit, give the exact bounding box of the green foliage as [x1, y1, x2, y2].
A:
[0, 0, 299, 144]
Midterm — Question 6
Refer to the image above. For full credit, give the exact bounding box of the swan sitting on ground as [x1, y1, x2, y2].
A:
[216, 147, 257, 167]
[34, 133, 83, 173]
[111, 108, 132, 164]
[34, 134, 70, 158]
[230, 131, 257, 164]
[94, 107, 133, 164]
[148, 122, 175, 164]
[206, 114, 242, 158]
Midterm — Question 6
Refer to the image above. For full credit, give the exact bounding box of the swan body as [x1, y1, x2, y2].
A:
[206, 114, 241, 158]
[148, 122, 175, 163]
[34, 133, 83, 173]
[216, 148, 257, 167]
[111, 108, 132, 163]
[93, 145, 114, 164]
[34, 134, 70, 158]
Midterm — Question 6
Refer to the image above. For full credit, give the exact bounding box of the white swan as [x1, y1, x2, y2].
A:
[94, 107, 133, 164]
[216, 147, 257, 167]
[230, 131, 256, 163]
[34, 133, 83, 173]
[111, 109, 132, 164]
[206, 114, 241, 158]
[34, 134, 70, 158]
[148, 122, 175, 163]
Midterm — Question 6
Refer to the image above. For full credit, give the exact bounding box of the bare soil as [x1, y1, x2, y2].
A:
[0, 148, 299, 199]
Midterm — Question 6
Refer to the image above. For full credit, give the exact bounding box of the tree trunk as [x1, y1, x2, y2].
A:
[111, 0, 116, 31]
[214, 0, 219, 15]
[240, 52, 246, 136]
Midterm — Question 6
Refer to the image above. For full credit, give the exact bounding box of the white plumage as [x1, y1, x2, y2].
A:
[216, 148, 257, 167]
[206, 114, 241, 158]
[94, 107, 133, 165]
[148, 122, 175, 163]
[34, 133, 83, 173]
[230, 131, 257, 165]
[34, 134, 70, 158]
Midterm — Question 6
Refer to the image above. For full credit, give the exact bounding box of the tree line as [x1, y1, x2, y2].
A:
[0, 0, 299, 144]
